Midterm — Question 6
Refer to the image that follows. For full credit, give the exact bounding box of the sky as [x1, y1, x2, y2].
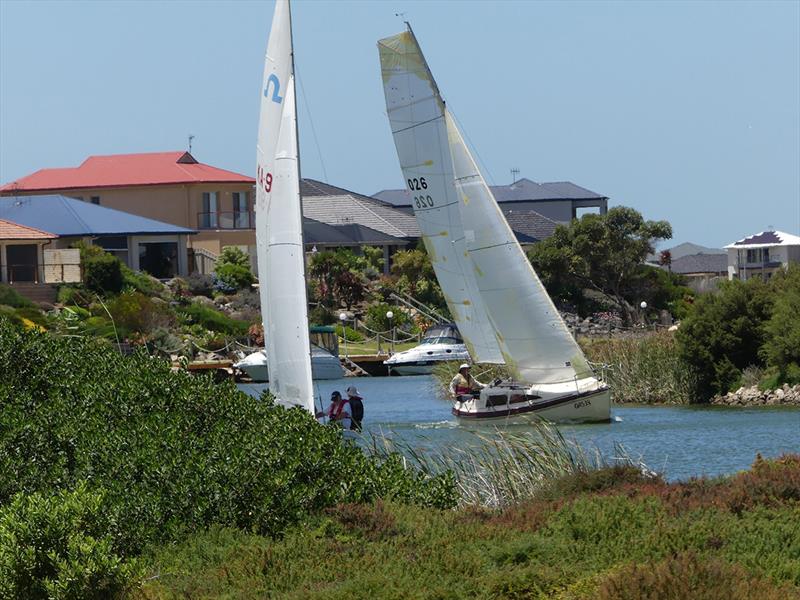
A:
[1, 0, 798, 248]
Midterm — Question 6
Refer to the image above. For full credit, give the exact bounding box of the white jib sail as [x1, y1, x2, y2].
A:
[378, 30, 504, 364]
[444, 110, 592, 385]
[256, 0, 314, 412]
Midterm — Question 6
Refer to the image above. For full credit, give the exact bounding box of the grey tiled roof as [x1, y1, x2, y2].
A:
[373, 177, 607, 207]
[646, 242, 725, 264]
[665, 253, 728, 275]
[503, 209, 560, 242]
[303, 219, 407, 246]
[302, 195, 420, 239]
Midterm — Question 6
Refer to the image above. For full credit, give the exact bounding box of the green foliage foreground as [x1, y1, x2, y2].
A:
[135, 455, 800, 599]
[0, 319, 454, 598]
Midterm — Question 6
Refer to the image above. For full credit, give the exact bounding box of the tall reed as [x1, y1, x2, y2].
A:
[367, 422, 650, 509]
[581, 331, 695, 404]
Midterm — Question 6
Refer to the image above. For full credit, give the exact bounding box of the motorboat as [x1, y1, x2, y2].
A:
[234, 343, 343, 382]
[378, 27, 611, 423]
[384, 323, 470, 375]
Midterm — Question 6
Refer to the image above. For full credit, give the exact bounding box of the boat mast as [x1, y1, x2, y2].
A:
[286, 0, 314, 374]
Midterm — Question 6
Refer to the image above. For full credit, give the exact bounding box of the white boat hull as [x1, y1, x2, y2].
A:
[453, 377, 611, 424]
[384, 342, 470, 376]
[235, 346, 343, 382]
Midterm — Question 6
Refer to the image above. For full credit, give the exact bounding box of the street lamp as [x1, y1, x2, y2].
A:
[640, 301, 647, 309]
[639, 301, 648, 329]
[386, 310, 394, 354]
[339, 312, 347, 358]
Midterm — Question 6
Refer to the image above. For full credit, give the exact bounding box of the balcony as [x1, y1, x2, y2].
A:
[197, 211, 254, 230]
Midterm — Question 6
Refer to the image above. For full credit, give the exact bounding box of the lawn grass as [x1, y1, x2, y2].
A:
[133, 455, 800, 599]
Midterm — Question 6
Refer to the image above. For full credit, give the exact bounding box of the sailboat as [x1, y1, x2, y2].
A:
[378, 27, 611, 423]
[255, 0, 314, 414]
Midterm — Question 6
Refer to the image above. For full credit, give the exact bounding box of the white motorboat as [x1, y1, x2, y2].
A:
[384, 323, 470, 375]
[378, 27, 611, 424]
[235, 343, 343, 382]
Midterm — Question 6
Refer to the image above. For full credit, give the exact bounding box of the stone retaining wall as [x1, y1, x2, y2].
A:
[712, 384, 800, 406]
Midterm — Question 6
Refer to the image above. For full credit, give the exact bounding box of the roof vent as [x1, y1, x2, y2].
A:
[176, 152, 198, 164]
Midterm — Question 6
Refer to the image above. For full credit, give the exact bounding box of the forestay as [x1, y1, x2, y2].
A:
[444, 110, 592, 385]
[377, 29, 504, 364]
[255, 0, 314, 412]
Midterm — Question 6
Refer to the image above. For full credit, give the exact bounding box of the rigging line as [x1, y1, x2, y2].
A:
[295, 67, 329, 183]
[448, 107, 497, 187]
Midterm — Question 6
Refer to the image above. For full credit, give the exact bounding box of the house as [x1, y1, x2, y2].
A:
[0, 195, 195, 301]
[663, 253, 729, 293]
[0, 151, 254, 268]
[373, 177, 608, 224]
[724, 230, 800, 281]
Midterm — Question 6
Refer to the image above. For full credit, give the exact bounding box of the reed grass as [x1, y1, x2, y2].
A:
[581, 331, 695, 404]
[366, 422, 652, 509]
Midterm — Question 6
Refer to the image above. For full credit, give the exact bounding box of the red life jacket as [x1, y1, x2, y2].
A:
[328, 399, 349, 420]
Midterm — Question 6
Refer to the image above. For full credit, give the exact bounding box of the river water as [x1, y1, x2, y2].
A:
[239, 375, 800, 482]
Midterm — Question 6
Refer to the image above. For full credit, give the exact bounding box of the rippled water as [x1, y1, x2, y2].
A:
[239, 375, 800, 481]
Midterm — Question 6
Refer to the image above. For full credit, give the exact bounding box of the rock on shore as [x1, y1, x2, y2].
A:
[712, 384, 800, 406]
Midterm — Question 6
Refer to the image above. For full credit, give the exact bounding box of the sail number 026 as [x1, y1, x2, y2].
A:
[408, 177, 434, 208]
[257, 165, 273, 193]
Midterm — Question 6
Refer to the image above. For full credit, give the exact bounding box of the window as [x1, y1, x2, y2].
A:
[95, 236, 129, 265]
[233, 191, 250, 228]
[746, 248, 770, 264]
[90, 196, 100, 205]
[201, 192, 218, 228]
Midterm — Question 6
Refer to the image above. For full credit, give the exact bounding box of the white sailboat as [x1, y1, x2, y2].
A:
[255, 0, 314, 414]
[378, 27, 611, 423]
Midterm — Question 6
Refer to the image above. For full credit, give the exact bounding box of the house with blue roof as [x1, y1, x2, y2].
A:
[0, 195, 195, 291]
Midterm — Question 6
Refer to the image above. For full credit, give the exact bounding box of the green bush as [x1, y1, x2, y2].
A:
[178, 301, 249, 335]
[760, 264, 800, 380]
[106, 291, 174, 335]
[214, 262, 254, 291]
[56, 285, 91, 307]
[0, 318, 456, 557]
[83, 252, 123, 295]
[0, 284, 33, 308]
[676, 278, 773, 400]
[121, 264, 165, 297]
[335, 324, 364, 342]
[0, 483, 138, 600]
[309, 304, 336, 326]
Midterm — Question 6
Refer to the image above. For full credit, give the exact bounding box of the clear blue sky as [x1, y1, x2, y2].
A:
[1, 0, 798, 248]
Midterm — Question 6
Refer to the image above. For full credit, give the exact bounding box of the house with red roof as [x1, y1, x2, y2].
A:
[0, 151, 255, 269]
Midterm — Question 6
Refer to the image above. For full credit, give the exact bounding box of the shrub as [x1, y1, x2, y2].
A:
[56, 284, 91, 307]
[106, 291, 174, 335]
[0, 483, 138, 600]
[0, 284, 33, 308]
[121, 265, 165, 297]
[178, 301, 249, 335]
[335, 324, 364, 342]
[0, 318, 456, 557]
[217, 246, 251, 269]
[760, 264, 800, 379]
[185, 273, 215, 297]
[676, 278, 773, 400]
[309, 304, 336, 326]
[214, 262, 254, 291]
[83, 252, 123, 295]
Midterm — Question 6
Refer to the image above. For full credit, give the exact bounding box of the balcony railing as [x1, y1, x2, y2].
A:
[197, 211, 254, 230]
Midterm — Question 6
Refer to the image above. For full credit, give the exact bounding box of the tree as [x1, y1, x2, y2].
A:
[676, 278, 773, 400]
[215, 246, 254, 291]
[528, 206, 673, 321]
[760, 264, 800, 380]
[308, 249, 367, 309]
[389, 247, 447, 314]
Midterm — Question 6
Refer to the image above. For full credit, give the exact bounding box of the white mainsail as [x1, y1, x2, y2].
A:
[444, 110, 592, 384]
[377, 30, 504, 364]
[255, 0, 314, 412]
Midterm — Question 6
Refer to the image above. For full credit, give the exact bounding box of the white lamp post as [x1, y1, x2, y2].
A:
[386, 310, 394, 354]
[639, 301, 648, 329]
[339, 312, 347, 358]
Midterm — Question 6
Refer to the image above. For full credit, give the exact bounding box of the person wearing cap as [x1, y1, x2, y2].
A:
[449, 363, 485, 402]
[316, 390, 352, 430]
[345, 385, 364, 432]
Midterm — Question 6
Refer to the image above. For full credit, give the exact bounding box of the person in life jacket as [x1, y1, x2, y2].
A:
[449, 363, 485, 403]
[316, 390, 352, 429]
[345, 385, 364, 432]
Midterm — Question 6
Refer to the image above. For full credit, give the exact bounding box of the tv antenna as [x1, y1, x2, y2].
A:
[188, 134, 195, 153]
[510, 167, 520, 184]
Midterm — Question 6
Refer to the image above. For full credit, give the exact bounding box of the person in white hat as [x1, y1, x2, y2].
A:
[449, 363, 485, 403]
[345, 385, 364, 431]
